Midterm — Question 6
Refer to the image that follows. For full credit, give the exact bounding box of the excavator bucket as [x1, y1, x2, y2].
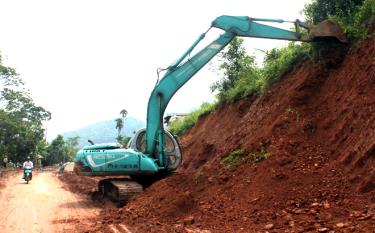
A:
[308, 20, 348, 43]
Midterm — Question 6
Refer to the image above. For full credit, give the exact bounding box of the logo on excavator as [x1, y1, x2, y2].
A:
[86, 154, 130, 168]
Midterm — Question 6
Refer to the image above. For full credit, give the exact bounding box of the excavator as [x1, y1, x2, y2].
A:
[74, 15, 346, 205]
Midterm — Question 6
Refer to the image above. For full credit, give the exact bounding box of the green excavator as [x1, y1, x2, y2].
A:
[74, 15, 346, 204]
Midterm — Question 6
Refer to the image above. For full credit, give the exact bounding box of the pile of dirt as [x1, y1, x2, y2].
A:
[58, 172, 99, 196]
[0, 170, 6, 190]
[85, 37, 375, 233]
[0, 169, 16, 191]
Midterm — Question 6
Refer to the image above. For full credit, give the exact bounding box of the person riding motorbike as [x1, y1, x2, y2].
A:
[22, 156, 34, 180]
[58, 162, 65, 174]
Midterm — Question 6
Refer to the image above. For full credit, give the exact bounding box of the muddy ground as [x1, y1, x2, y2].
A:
[55, 37, 375, 233]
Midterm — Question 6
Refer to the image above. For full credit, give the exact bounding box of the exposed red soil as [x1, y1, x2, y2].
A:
[0, 171, 6, 190]
[58, 172, 99, 196]
[0, 171, 4, 190]
[75, 37, 375, 233]
[0, 169, 16, 191]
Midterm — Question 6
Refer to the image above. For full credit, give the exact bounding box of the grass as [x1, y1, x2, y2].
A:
[220, 149, 248, 167]
[168, 102, 216, 136]
[221, 146, 272, 168]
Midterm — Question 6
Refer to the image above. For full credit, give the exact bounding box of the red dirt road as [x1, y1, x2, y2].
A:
[0, 171, 99, 233]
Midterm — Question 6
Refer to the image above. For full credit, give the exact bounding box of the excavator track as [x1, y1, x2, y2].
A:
[99, 179, 143, 206]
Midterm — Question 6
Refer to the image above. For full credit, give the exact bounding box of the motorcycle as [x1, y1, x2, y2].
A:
[24, 168, 32, 184]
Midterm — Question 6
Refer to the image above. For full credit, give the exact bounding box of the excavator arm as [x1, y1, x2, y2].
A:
[74, 15, 346, 205]
[145, 31, 234, 164]
[145, 15, 346, 163]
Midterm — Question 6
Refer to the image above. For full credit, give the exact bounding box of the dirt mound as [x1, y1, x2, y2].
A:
[58, 172, 99, 196]
[0, 169, 17, 191]
[89, 37, 375, 232]
[0, 170, 7, 190]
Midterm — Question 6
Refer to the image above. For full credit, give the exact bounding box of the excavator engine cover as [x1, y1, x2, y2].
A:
[309, 20, 348, 43]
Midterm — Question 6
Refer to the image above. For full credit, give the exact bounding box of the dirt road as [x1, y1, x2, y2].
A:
[0, 170, 99, 233]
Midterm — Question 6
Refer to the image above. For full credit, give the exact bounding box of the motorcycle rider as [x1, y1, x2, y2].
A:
[58, 162, 65, 174]
[22, 156, 34, 180]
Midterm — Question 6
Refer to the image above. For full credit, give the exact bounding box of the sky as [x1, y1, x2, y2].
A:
[0, 0, 310, 141]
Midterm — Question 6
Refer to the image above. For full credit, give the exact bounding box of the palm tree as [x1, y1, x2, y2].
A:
[119, 109, 128, 136]
[120, 109, 128, 119]
[115, 118, 123, 138]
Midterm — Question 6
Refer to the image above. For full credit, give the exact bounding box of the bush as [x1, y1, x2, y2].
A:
[219, 67, 263, 102]
[249, 145, 272, 162]
[304, 0, 375, 43]
[168, 102, 216, 136]
[262, 43, 311, 85]
[210, 38, 257, 95]
[303, 0, 365, 24]
[220, 146, 272, 168]
[219, 42, 310, 104]
[172, 43, 311, 132]
[220, 149, 248, 167]
[351, 0, 375, 40]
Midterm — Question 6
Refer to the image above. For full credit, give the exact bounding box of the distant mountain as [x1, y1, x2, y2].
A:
[63, 117, 145, 148]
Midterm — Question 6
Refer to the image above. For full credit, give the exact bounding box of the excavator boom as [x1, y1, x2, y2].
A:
[145, 15, 347, 158]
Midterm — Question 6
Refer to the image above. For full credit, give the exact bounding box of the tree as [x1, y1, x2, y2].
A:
[44, 135, 80, 166]
[303, 0, 374, 56]
[115, 118, 124, 138]
[120, 109, 128, 119]
[64, 136, 80, 162]
[115, 109, 130, 147]
[45, 135, 65, 165]
[210, 38, 258, 101]
[120, 109, 127, 134]
[303, 0, 365, 24]
[0, 52, 51, 164]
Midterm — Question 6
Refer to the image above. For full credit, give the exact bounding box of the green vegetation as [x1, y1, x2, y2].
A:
[220, 149, 248, 167]
[0, 52, 82, 167]
[304, 0, 375, 43]
[168, 102, 216, 135]
[168, 0, 374, 136]
[221, 42, 311, 102]
[0, 53, 51, 166]
[249, 143, 272, 162]
[353, 0, 375, 40]
[210, 38, 259, 102]
[220, 146, 272, 168]
[169, 41, 311, 135]
[44, 135, 80, 165]
[262, 43, 311, 84]
[115, 109, 131, 147]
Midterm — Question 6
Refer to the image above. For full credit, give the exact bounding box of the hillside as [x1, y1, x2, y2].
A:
[89, 36, 375, 232]
[63, 117, 145, 147]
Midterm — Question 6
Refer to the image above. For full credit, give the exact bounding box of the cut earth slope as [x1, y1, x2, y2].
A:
[83, 37, 375, 233]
